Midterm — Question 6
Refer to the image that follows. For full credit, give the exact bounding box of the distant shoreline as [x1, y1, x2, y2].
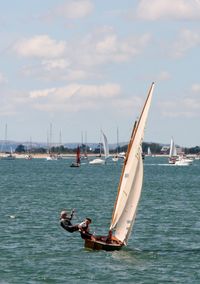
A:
[0, 153, 197, 159]
[0, 153, 105, 159]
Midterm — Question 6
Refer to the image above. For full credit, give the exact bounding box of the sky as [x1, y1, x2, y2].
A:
[1, 0, 200, 147]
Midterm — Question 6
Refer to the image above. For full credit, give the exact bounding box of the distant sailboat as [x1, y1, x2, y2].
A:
[168, 137, 177, 164]
[25, 137, 33, 160]
[70, 146, 81, 167]
[84, 82, 155, 250]
[0, 124, 16, 160]
[147, 147, 152, 156]
[168, 137, 193, 166]
[46, 123, 57, 160]
[81, 131, 88, 160]
[174, 155, 193, 166]
[89, 130, 109, 165]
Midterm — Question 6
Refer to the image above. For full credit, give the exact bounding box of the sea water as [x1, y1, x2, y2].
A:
[0, 157, 200, 283]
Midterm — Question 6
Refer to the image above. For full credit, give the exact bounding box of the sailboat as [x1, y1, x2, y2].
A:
[70, 146, 81, 167]
[147, 147, 152, 156]
[89, 130, 109, 165]
[84, 82, 155, 250]
[0, 124, 16, 160]
[46, 123, 57, 160]
[174, 155, 193, 166]
[168, 137, 177, 164]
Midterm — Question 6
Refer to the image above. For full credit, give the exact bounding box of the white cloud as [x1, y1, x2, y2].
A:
[66, 69, 90, 81]
[171, 29, 200, 58]
[15, 30, 151, 82]
[43, 0, 94, 22]
[78, 83, 121, 98]
[56, 0, 94, 19]
[96, 34, 150, 62]
[159, 88, 200, 118]
[78, 31, 151, 66]
[191, 83, 200, 93]
[136, 0, 200, 21]
[29, 83, 121, 112]
[14, 35, 66, 58]
[42, 59, 69, 70]
[30, 88, 56, 99]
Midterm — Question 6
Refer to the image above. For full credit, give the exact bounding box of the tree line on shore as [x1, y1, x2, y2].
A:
[14, 142, 200, 155]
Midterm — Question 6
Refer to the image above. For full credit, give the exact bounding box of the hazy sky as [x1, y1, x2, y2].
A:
[1, 0, 200, 147]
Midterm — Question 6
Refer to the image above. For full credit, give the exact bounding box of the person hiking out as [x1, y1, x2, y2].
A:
[60, 209, 79, 233]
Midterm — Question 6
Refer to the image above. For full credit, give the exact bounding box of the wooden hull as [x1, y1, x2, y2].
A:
[84, 239, 123, 251]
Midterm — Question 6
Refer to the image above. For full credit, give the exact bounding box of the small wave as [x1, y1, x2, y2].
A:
[9, 215, 16, 219]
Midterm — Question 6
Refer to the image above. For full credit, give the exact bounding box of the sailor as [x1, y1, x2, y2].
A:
[78, 217, 93, 239]
[60, 209, 79, 233]
[106, 230, 113, 243]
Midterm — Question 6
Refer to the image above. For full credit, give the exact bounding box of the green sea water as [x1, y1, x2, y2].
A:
[1, 157, 200, 283]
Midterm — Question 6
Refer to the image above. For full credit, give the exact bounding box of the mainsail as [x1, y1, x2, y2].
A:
[101, 130, 109, 160]
[169, 137, 177, 157]
[147, 147, 151, 155]
[76, 146, 81, 164]
[110, 82, 155, 245]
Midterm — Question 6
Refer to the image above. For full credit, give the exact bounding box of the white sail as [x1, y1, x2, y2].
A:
[147, 147, 151, 155]
[169, 137, 177, 157]
[110, 82, 154, 244]
[101, 130, 109, 159]
[89, 131, 109, 165]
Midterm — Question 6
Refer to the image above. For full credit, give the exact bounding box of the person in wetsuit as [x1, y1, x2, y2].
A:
[60, 209, 79, 233]
[78, 218, 93, 240]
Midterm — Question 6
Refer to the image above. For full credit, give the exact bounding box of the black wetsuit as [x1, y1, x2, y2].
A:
[60, 211, 79, 233]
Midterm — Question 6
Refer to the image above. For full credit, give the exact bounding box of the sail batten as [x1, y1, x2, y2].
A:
[110, 82, 154, 244]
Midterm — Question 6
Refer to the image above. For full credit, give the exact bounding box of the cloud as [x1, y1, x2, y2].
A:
[156, 71, 171, 81]
[29, 83, 121, 112]
[66, 69, 91, 81]
[15, 30, 151, 82]
[30, 88, 56, 99]
[42, 59, 70, 70]
[93, 33, 151, 63]
[171, 29, 200, 58]
[191, 83, 200, 93]
[43, 0, 94, 22]
[56, 0, 94, 19]
[14, 35, 66, 58]
[136, 0, 200, 21]
[159, 86, 200, 117]
[0, 90, 29, 116]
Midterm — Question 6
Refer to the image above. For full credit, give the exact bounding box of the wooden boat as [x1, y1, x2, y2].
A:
[84, 83, 155, 250]
[85, 237, 123, 251]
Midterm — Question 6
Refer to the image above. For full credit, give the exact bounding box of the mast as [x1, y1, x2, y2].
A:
[5, 123, 8, 152]
[84, 131, 88, 157]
